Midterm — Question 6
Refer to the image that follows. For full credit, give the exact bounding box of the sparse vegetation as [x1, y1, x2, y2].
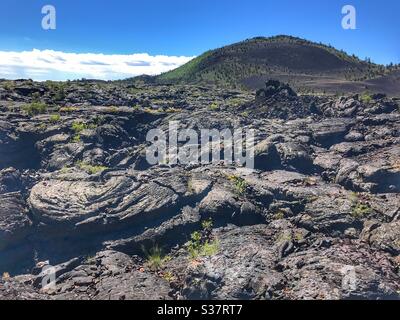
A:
[351, 202, 373, 219]
[71, 121, 87, 133]
[227, 175, 248, 195]
[360, 92, 373, 104]
[187, 218, 219, 259]
[201, 218, 213, 230]
[143, 244, 170, 271]
[350, 192, 373, 219]
[72, 135, 81, 143]
[76, 161, 108, 174]
[71, 121, 87, 142]
[208, 102, 220, 111]
[156, 36, 389, 89]
[59, 107, 79, 113]
[45, 81, 67, 101]
[188, 232, 219, 259]
[49, 114, 61, 123]
[22, 102, 48, 116]
[162, 271, 176, 283]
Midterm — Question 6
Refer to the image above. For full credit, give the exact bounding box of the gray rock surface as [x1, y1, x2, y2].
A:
[0, 80, 399, 300]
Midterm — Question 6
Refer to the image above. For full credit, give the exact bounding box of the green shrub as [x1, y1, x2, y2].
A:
[71, 121, 87, 133]
[76, 161, 108, 174]
[50, 114, 61, 123]
[360, 92, 373, 104]
[188, 233, 219, 259]
[22, 103, 48, 116]
[72, 135, 81, 143]
[350, 193, 373, 219]
[199, 240, 219, 256]
[187, 219, 219, 259]
[227, 175, 248, 195]
[59, 107, 78, 113]
[351, 203, 372, 219]
[208, 102, 219, 111]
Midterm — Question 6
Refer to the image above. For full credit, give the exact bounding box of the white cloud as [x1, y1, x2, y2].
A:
[0, 49, 195, 81]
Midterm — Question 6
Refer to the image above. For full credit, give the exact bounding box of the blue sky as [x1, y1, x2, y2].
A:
[0, 0, 399, 80]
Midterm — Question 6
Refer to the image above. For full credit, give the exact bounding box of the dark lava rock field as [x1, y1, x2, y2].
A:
[0, 79, 399, 300]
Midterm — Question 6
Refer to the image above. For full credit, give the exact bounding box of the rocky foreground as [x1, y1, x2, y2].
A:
[0, 79, 399, 300]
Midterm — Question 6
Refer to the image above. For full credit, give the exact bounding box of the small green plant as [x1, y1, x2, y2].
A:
[187, 232, 202, 259]
[72, 135, 81, 143]
[201, 218, 213, 230]
[71, 122, 87, 142]
[188, 235, 219, 259]
[360, 92, 373, 104]
[54, 87, 66, 101]
[22, 102, 48, 116]
[143, 244, 170, 271]
[351, 202, 373, 219]
[208, 102, 219, 111]
[59, 106, 79, 113]
[76, 161, 108, 174]
[71, 121, 87, 133]
[162, 271, 176, 283]
[350, 192, 373, 219]
[49, 114, 61, 123]
[228, 175, 248, 195]
[187, 219, 219, 259]
[199, 240, 219, 256]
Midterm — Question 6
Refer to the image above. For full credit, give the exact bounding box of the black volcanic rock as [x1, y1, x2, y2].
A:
[256, 80, 297, 99]
[0, 79, 399, 300]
